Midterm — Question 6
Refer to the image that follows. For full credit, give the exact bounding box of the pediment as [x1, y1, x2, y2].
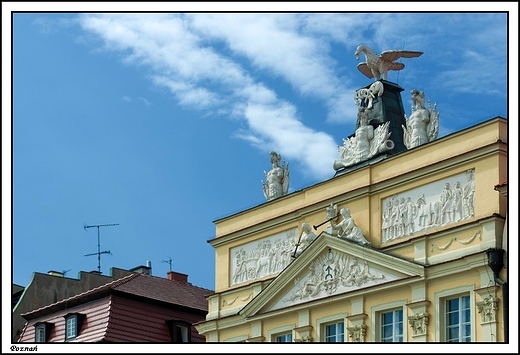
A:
[240, 233, 424, 317]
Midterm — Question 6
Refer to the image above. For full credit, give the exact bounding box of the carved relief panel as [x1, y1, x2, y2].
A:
[382, 169, 475, 243]
[230, 228, 298, 286]
[270, 249, 400, 311]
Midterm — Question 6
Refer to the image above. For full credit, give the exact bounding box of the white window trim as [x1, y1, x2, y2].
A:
[35, 324, 46, 342]
[370, 299, 407, 342]
[316, 312, 347, 343]
[434, 284, 475, 342]
[267, 323, 296, 342]
[65, 315, 77, 341]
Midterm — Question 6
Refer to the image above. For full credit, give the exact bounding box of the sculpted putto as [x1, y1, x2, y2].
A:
[355, 45, 423, 81]
[402, 89, 439, 149]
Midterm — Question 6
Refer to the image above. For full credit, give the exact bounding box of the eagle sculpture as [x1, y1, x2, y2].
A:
[355, 45, 423, 81]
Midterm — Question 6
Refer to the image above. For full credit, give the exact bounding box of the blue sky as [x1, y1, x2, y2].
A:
[5, 2, 517, 313]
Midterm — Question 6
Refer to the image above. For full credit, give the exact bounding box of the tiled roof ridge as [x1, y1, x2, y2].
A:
[21, 273, 139, 316]
[126, 272, 214, 292]
[169, 278, 213, 292]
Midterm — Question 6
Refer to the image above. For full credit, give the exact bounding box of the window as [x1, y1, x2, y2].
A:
[445, 295, 471, 342]
[167, 320, 191, 343]
[62, 313, 85, 341]
[34, 323, 48, 342]
[324, 321, 344, 342]
[275, 333, 293, 342]
[380, 309, 403, 342]
[65, 315, 77, 341]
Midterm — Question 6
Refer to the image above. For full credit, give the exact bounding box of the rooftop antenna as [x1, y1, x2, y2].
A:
[62, 269, 72, 277]
[84, 223, 119, 274]
[161, 256, 173, 271]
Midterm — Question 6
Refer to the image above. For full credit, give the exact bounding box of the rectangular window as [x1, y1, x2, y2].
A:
[275, 333, 293, 342]
[175, 324, 189, 343]
[65, 316, 77, 340]
[380, 309, 403, 342]
[35, 325, 46, 342]
[445, 295, 471, 342]
[325, 321, 344, 342]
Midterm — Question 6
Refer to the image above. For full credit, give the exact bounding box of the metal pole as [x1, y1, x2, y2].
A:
[97, 226, 101, 273]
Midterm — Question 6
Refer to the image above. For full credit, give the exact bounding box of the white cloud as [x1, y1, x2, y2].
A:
[138, 97, 152, 106]
[73, 12, 507, 182]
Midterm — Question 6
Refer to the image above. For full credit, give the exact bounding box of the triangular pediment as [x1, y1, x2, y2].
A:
[240, 233, 424, 317]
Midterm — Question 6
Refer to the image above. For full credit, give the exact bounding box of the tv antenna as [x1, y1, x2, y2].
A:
[161, 256, 173, 271]
[84, 223, 119, 274]
[63, 269, 72, 277]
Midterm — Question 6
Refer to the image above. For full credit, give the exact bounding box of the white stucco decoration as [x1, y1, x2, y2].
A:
[333, 107, 394, 170]
[382, 169, 475, 243]
[402, 89, 439, 149]
[269, 249, 399, 311]
[230, 228, 298, 286]
[354, 81, 384, 109]
[262, 151, 290, 201]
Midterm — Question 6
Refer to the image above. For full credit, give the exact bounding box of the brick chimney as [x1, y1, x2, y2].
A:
[167, 271, 188, 283]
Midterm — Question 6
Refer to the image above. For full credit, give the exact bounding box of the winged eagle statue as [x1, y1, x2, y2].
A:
[355, 45, 423, 81]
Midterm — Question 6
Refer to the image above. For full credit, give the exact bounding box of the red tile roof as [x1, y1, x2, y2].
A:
[18, 273, 213, 343]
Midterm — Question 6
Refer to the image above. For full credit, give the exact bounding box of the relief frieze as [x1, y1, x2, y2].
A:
[382, 169, 475, 243]
[230, 228, 298, 286]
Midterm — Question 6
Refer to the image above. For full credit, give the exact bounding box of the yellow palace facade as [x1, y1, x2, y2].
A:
[195, 116, 508, 343]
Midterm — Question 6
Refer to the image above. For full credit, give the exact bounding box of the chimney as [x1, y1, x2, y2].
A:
[167, 271, 188, 283]
[129, 264, 152, 275]
[146, 260, 152, 275]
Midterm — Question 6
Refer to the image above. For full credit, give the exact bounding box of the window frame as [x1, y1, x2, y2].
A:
[371, 300, 407, 342]
[63, 313, 85, 342]
[274, 332, 293, 342]
[445, 295, 471, 342]
[34, 322, 52, 343]
[65, 315, 77, 341]
[167, 320, 192, 343]
[267, 323, 296, 343]
[324, 320, 345, 343]
[316, 313, 347, 343]
[434, 285, 474, 342]
[379, 308, 404, 342]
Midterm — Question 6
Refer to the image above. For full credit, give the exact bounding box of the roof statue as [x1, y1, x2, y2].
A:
[329, 207, 371, 245]
[262, 151, 290, 201]
[333, 107, 394, 171]
[355, 45, 423, 81]
[354, 81, 384, 109]
[402, 89, 439, 149]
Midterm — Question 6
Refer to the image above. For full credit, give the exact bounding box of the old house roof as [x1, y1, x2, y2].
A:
[18, 273, 213, 342]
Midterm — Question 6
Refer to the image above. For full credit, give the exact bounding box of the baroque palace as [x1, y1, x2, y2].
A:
[195, 46, 508, 343]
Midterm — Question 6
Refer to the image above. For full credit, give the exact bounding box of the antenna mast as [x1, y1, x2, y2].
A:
[84, 223, 119, 274]
[162, 256, 173, 271]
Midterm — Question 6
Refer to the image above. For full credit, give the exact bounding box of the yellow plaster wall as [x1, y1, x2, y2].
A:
[203, 118, 507, 342]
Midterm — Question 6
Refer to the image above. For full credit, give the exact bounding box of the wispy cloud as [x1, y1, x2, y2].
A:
[138, 97, 152, 106]
[71, 13, 506, 181]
